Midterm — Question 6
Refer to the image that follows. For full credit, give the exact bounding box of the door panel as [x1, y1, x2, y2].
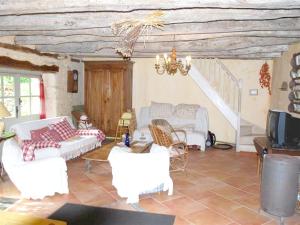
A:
[84, 61, 132, 137]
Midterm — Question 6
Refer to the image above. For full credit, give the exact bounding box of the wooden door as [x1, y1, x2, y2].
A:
[84, 68, 104, 130]
[84, 61, 132, 137]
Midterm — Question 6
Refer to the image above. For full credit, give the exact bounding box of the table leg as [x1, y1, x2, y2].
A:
[256, 154, 261, 175]
[85, 160, 92, 172]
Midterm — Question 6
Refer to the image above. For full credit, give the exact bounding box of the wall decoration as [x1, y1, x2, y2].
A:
[111, 10, 164, 59]
[288, 52, 300, 114]
[259, 62, 272, 95]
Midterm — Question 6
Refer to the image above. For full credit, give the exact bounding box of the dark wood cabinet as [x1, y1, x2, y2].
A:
[84, 61, 133, 137]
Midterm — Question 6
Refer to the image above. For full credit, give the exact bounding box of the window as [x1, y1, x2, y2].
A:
[20, 77, 40, 116]
[0, 72, 41, 118]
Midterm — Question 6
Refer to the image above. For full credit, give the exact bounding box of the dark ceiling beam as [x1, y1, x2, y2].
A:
[0, 56, 59, 72]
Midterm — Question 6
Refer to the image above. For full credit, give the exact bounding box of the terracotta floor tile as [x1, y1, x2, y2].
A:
[151, 189, 184, 202]
[229, 207, 272, 225]
[72, 188, 114, 205]
[241, 183, 261, 196]
[199, 193, 243, 216]
[223, 176, 258, 189]
[173, 179, 195, 190]
[198, 170, 232, 181]
[162, 196, 207, 216]
[139, 197, 173, 215]
[210, 185, 251, 200]
[174, 216, 193, 225]
[178, 186, 216, 201]
[282, 213, 300, 225]
[186, 208, 233, 225]
[233, 194, 261, 211]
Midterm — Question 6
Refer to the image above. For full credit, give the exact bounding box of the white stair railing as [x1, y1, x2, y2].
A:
[190, 59, 242, 150]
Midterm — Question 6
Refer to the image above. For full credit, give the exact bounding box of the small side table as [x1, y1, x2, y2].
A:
[0, 131, 15, 180]
[253, 137, 300, 175]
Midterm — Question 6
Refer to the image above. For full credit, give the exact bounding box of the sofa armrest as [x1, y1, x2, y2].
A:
[137, 107, 151, 129]
[194, 107, 209, 139]
[5, 156, 68, 199]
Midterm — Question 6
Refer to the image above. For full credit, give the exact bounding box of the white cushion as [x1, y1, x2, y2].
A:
[150, 102, 174, 118]
[174, 104, 200, 119]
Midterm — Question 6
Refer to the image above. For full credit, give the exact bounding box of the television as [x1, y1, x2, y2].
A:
[266, 109, 300, 149]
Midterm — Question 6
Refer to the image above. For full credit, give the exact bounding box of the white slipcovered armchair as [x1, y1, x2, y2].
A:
[108, 144, 173, 203]
[2, 139, 68, 199]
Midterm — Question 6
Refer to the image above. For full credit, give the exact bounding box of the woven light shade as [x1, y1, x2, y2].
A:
[0, 102, 10, 117]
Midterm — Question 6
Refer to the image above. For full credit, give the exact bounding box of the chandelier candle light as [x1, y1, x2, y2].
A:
[155, 47, 191, 76]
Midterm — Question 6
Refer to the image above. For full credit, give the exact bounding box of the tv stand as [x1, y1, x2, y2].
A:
[253, 137, 300, 175]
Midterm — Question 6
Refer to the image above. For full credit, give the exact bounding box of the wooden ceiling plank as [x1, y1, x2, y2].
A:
[0, 0, 300, 16]
[39, 45, 284, 58]
[14, 30, 300, 45]
[2, 18, 300, 36]
[34, 36, 298, 53]
[70, 51, 282, 59]
[1, 9, 300, 31]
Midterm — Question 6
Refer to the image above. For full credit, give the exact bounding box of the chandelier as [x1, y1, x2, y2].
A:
[155, 43, 191, 76]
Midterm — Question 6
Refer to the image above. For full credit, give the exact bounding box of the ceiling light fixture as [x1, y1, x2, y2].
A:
[155, 35, 191, 76]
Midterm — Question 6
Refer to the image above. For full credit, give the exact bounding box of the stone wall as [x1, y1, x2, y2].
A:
[0, 39, 83, 118]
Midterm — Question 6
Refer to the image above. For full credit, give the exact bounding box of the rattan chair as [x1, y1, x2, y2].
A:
[151, 119, 187, 143]
[149, 124, 188, 172]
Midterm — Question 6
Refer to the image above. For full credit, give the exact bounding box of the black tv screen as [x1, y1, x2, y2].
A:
[266, 110, 300, 149]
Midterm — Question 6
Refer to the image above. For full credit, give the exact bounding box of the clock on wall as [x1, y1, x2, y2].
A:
[73, 70, 78, 81]
[67, 70, 78, 93]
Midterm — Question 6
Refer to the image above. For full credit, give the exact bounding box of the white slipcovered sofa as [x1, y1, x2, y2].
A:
[2, 117, 101, 199]
[133, 102, 209, 151]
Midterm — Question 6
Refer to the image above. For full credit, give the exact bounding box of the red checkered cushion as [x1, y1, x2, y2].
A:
[41, 129, 64, 142]
[49, 118, 76, 140]
[30, 127, 50, 141]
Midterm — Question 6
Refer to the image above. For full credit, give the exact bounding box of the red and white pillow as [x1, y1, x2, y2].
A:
[30, 127, 50, 141]
[41, 129, 64, 142]
[49, 118, 77, 140]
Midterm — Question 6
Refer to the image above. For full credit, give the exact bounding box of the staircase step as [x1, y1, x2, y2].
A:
[238, 144, 256, 152]
[240, 134, 265, 145]
[252, 125, 265, 135]
[240, 125, 253, 136]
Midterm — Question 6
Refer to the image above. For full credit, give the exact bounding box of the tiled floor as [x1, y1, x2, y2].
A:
[1, 148, 299, 225]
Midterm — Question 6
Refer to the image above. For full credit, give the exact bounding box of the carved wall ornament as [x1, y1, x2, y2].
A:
[259, 62, 272, 95]
[111, 10, 164, 59]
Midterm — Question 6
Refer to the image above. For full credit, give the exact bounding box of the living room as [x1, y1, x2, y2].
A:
[0, 1, 300, 225]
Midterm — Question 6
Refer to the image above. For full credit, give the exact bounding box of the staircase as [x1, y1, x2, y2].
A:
[190, 58, 263, 151]
[239, 119, 265, 152]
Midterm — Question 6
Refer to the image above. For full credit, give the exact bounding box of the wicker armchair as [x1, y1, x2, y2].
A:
[151, 119, 187, 143]
[149, 124, 188, 172]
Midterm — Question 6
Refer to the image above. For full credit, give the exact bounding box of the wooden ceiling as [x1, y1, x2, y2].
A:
[1, 0, 300, 59]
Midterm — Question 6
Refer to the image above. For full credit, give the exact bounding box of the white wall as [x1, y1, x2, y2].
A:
[132, 58, 271, 143]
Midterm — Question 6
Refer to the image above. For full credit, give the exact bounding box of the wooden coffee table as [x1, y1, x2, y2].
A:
[0, 211, 66, 225]
[81, 141, 153, 172]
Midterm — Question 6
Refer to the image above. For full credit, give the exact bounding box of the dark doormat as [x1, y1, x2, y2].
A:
[0, 197, 19, 210]
[49, 203, 175, 225]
